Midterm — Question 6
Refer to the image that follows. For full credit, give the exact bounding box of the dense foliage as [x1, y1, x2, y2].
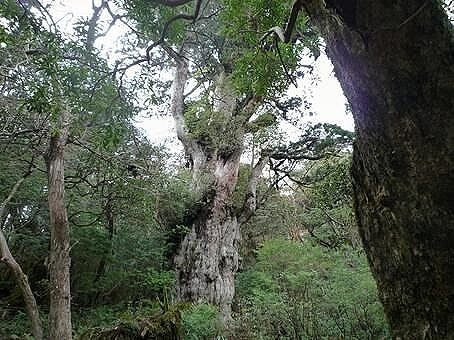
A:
[6, 0, 450, 338]
[234, 238, 389, 339]
[1, 140, 391, 338]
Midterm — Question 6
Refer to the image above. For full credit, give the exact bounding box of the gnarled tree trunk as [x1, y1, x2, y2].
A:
[45, 110, 72, 339]
[302, 1, 454, 337]
[169, 51, 262, 322]
[175, 150, 242, 322]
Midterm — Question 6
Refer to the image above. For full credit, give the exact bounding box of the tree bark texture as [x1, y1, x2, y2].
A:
[45, 110, 72, 340]
[0, 177, 43, 340]
[169, 54, 262, 322]
[174, 151, 242, 322]
[303, 1, 454, 338]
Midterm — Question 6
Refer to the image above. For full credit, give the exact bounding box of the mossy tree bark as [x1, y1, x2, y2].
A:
[168, 52, 335, 322]
[169, 49, 263, 322]
[302, 1, 454, 337]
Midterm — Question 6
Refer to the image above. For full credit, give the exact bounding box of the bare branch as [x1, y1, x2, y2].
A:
[105, 2, 142, 36]
[86, 0, 107, 50]
[275, 35, 297, 87]
[150, 0, 194, 7]
[146, 0, 203, 59]
[238, 155, 270, 224]
[0, 177, 27, 218]
[261, 0, 304, 44]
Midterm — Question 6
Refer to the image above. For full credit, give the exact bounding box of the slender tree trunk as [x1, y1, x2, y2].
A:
[93, 201, 114, 285]
[45, 110, 72, 339]
[303, 1, 454, 337]
[0, 176, 43, 340]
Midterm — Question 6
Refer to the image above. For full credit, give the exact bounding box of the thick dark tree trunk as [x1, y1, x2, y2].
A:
[45, 111, 72, 339]
[303, 1, 454, 337]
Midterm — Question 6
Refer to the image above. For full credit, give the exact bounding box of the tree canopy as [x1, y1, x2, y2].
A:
[0, 0, 453, 338]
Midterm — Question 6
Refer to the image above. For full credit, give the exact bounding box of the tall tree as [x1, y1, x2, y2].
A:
[0, 1, 142, 336]
[273, 0, 454, 337]
[45, 109, 72, 339]
[122, 0, 352, 322]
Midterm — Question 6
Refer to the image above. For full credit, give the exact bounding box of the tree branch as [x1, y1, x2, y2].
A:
[238, 154, 270, 224]
[0, 170, 43, 340]
[146, 0, 203, 59]
[86, 0, 107, 50]
[150, 0, 194, 7]
[261, 0, 304, 44]
[169, 55, 190, 146]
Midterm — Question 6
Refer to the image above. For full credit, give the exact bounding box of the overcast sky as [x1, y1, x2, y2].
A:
[50, 1, 354, 145]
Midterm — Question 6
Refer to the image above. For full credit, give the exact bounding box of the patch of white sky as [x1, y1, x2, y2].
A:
[47, 1, 353, 149]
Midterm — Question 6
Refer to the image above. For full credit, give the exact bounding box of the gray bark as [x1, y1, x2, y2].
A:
[45, 110, 72, 340]
[174, 153, 242, 322]
[168, 48, 264, 322]
[239, 154, 269, 225]
[302, 1, 454, 337]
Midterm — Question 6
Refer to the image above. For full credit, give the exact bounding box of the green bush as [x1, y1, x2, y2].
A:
[182, 304, 221, 340]
[0, 308, 35, 339]
[76, 301, 190, 340]
[234, 238, 390, 339]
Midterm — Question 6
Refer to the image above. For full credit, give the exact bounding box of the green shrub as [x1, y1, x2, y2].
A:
[234, 238, 390, 339]
[0, 308, 34, 339]
[77, 301, 190, 340]
[182, 304, 221, 340]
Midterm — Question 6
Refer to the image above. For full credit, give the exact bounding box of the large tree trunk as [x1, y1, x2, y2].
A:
[45, 110, 72, 339]
[169, 52, 261, 322]
[303, 1, 454, 337]
[175, 151, 242, 322]
[0, 176, 43, 340]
